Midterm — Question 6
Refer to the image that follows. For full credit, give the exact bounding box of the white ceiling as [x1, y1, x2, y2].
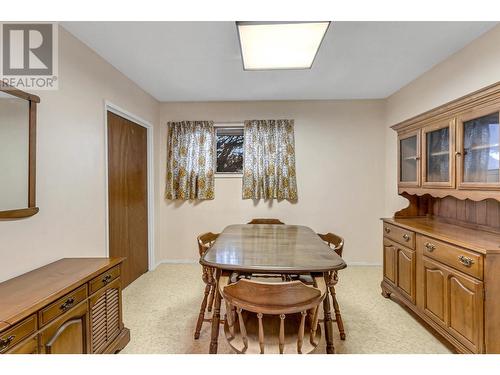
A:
[62, 21, 497, 102]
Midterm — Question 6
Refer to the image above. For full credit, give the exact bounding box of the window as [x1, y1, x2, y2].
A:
[215, 126, 244, 174]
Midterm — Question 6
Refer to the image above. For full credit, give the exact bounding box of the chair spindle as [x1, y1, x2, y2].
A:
[257, 313, 264, 354]
[237, 308, 248, 352]
[297, 310, 307, 354]
[279, 314, 286, 354]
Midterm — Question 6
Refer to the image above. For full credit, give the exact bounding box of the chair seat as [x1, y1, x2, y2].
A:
[224, 310, 321, 354]
[223, 279, 323, 315]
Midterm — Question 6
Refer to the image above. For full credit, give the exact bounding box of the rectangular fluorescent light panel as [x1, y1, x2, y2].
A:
[237, 22, 330, 70]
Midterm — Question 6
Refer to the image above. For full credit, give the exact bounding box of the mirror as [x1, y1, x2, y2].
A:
[0, 87, 39, 218]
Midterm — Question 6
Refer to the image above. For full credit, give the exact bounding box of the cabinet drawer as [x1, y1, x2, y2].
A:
[89, 265, 121, 295]
[39, 284, 88, 327]
[0, 315, 37, 353]
[383, 222, 415, 249]
[418, 235, 483, 280]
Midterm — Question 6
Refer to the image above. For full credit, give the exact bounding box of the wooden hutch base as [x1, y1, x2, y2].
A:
[384, 82, 500, 354]
[0, 258, 129, 354]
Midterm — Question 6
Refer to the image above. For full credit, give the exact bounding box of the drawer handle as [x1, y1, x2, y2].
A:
[102, 274, 112, 284]
[403, 234, 410, 242]
[59, 297, 75, 311]
[384, 227, 391, 234]
[0, 335, 15, 351]
[424, 242, 435, 252]
[458, 255, 474, 267]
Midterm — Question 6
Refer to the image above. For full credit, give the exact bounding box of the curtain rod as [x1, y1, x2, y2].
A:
[213, 121, 245, 127]
[166, 121, 244, 126]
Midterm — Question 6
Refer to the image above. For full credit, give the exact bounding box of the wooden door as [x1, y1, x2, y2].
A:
[448, 271, 483, 352]
[6, 337, 38, 354]
[422, 257, 447, 326]
[40, 302, 89, 354]
[107, 111, 148, 288]
[396, 247, 416, 303]
[89, 278, 123, 353]
[421, 118, 456, 188]
[456, 104, 500, 189]
[383, 239, 397, 285]
[398, 129, 421, 188]
[422, 256, 484, 352]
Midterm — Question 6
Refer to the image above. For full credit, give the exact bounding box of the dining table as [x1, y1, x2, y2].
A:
[200, 223, 347, 354]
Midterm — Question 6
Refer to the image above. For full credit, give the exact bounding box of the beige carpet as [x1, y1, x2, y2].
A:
[120, 264, 453, 354]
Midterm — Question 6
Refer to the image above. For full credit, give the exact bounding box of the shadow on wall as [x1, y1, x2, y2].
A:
[165, 197, 299, 208]
[165, 199, 207, 208]
[252, 198, 298, 208]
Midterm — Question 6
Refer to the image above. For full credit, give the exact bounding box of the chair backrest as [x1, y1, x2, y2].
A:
[197, 232, 219, 284]
[197, 232, 219, 257]
[247, 218, 285, 225]
[219, 276, 326, 354]
[318, 232, 344, 257]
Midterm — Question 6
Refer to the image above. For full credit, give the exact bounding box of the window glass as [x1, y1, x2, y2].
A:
[216, 127, 244, 173]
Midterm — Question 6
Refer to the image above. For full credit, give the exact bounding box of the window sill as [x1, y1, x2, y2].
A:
[215, 173, 243, 179]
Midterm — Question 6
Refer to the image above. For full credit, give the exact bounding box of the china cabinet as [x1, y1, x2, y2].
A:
[384, 81, 500, 354]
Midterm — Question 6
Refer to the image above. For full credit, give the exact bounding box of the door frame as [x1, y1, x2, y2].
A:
[103, 101, 155, 272]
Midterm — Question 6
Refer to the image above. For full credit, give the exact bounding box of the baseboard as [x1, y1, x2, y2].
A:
[344, 262, 382, 266]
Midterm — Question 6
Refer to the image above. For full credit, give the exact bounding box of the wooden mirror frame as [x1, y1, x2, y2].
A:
[0, 85, 40, 219]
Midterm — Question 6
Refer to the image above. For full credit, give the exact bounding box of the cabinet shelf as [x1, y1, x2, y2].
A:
[429, 151, 449, 157]
[465, 143, 499, 151]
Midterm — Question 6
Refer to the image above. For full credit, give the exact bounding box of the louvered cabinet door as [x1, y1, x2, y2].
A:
[89, 278, 123, 353]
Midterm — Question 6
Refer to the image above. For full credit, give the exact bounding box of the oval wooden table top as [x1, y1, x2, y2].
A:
[201, 224, 347, 273]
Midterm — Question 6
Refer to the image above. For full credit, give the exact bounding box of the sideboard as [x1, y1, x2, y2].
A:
[0, 258, 129, 354]
[382, 81, 500, 354]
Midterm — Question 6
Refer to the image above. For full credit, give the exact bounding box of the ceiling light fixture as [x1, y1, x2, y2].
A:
[236, 21, 330, 71]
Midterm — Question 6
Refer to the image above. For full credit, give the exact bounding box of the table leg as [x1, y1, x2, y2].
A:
[209, 270, 222, 354]
[323, 273, 335, 354]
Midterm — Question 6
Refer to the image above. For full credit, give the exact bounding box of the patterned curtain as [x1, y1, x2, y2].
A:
[166, 121, 215, 200]
[242, 119, 297, 200]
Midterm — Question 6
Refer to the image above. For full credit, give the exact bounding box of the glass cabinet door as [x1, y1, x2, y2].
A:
[422, 119, 455, 188]
[457, 107, 500, 188]
[398, 130, 420, 187]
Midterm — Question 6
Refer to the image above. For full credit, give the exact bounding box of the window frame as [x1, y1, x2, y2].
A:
[214, 123, 245, 178]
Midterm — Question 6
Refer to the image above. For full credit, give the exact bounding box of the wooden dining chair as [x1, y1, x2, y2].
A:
[247, 218, 285, 225]
[218, 276, 327, 354]
[194, 232, 219, 339]
[317, 232, 345, 340]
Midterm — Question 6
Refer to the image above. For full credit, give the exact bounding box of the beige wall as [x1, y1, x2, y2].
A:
[4, 24, 500, 282]
[159, 100, 386, 265]
[0, 27, 160, 282]
[384, 25, 500, 216]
